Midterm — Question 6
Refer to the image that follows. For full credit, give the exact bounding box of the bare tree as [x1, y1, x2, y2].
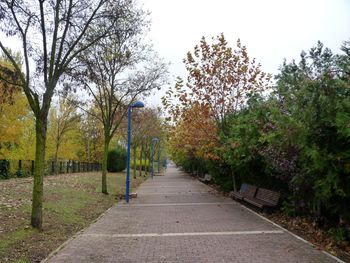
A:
[0, 0, 136, 229]
[49, 97, 80, 173]
[69, 12, 168, 194]
[79, 108, 104, 162]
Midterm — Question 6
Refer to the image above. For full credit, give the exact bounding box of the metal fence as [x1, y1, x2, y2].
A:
[0, 159, 102, 179]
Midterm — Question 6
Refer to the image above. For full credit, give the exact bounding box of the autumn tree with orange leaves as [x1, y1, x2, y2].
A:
[163, 33, 271, 170]
[168, 103, 218, 162]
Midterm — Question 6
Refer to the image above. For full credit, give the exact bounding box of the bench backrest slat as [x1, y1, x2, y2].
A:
[239, 183, 249, 193]
[255, 188, 280, 205]
[239, 183, 257, 198]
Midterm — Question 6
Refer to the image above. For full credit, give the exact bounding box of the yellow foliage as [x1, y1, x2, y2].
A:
[0, 91, 33, 159]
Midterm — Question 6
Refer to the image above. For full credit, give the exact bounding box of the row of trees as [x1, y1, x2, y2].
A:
[129, 107, 167, 177]
[107, 107, 167, 178]
[0, 92, 103, 162]
[0, 82, 167, 177]
[0, 0, 167, 229]
[164, 34, 350, 234]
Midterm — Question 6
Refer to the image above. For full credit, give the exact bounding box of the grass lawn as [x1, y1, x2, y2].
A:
[0, 172, 147, 263]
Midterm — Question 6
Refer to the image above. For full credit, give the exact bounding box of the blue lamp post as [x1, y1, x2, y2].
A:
[151, 137, 159, 178]
[125, 101, 144, 203]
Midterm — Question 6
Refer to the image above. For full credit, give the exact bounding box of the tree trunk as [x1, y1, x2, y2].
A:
[148, 152, 152, 175]
[157, 145, 161, 173]
[144, 145, 148, 176]
[31, 116, 47, 230]
[101, 137, 110, 194]
[87, 139, 90, 161]
[133, 144, 137, 179]
[54, 143, 59, 175]
[139, 140, 143, 177]
[231, 170, 236, 192]
[313, 198, 321, 217]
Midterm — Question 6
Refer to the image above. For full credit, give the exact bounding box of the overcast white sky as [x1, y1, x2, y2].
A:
[1, 0, 349, 107]
[141, 0, 350, 106]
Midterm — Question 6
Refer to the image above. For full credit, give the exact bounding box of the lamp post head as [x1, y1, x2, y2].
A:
[131, 101, 144, 108]
[152, 137, 159, 142]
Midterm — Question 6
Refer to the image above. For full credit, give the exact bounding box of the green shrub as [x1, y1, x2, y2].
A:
[107, 147, 127, 172]
[130, 159, 150, 171]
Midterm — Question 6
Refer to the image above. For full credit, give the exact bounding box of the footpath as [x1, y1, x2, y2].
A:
[46, 163, 342, 262]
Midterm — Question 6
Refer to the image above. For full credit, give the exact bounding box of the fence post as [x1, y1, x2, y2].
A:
[31, 160, 34, 176]
[59, 161, 62, 174]
[51, 161, 54, 175]
[18, 160, 22, 177]
[66, 161, 69, 173]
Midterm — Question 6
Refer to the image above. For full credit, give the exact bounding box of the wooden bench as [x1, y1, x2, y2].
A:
[243, 187, 280, 209]
[231, 183, 257, 201]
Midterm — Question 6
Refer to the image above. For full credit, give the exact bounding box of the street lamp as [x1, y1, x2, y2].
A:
[125, 101, 144, 203]
[151, 137, 159, 178]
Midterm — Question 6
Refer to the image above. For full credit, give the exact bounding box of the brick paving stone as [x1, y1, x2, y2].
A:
[46, 163, 341, 263]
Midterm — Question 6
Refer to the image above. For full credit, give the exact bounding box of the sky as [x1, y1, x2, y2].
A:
[1, 0, 349, 107]
[141, 0, 350, 106]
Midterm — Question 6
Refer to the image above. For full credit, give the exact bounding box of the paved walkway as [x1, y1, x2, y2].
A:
[46, 163, 341, 262]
